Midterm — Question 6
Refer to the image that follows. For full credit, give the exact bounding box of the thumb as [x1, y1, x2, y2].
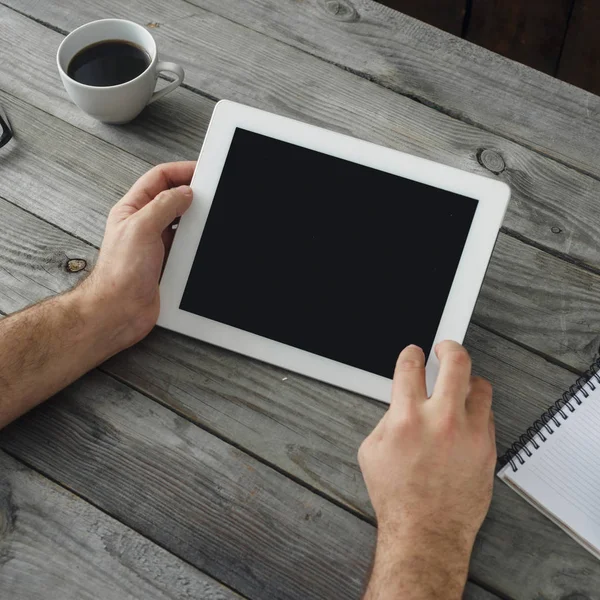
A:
[134, 185, 193, 236]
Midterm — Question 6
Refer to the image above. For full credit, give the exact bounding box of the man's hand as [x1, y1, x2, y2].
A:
[79, 160, 196, 351]
[0, 161, 195, 428]
[359, 342, 496, 600]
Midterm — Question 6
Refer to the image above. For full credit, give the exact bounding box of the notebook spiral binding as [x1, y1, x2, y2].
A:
[498, 349, 600, 473]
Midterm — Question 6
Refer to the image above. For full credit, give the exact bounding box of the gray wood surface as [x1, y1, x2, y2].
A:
[4, 3, 600, 274]
[180, 0, 600, 179]
[0, 451, 243, 600]
[0, 372, 501, 600]
[0, 0, 599, 598]
[0, 371, 378, 600]
[0, 164, 592, 599]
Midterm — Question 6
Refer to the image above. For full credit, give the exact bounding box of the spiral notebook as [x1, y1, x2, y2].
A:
[498, 355, 600, 560]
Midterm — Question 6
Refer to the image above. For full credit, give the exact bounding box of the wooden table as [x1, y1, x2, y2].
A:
[1, 1, 600, 598]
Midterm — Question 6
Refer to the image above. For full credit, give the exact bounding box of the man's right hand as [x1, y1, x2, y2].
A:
[358, 341, 496, 600]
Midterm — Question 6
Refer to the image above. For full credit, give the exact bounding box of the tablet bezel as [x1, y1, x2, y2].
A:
[158, 100, 510, 402]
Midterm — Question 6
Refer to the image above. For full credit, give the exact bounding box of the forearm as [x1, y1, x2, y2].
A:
[0, 287, 129, 428]
[363, 527, 472, 600]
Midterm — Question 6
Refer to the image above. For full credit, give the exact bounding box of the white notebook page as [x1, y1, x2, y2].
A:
[498, 375, 600, 559]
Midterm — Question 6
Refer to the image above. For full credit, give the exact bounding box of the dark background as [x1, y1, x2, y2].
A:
[377, 0, 600, 96]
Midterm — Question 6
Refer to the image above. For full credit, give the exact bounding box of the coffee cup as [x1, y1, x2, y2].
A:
[57, 19, 184, 124]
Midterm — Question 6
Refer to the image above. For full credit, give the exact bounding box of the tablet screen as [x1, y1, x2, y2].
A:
[180, 128, 478, 379]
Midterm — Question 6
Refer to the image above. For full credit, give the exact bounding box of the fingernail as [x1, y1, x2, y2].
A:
[177, 185, 193, 198]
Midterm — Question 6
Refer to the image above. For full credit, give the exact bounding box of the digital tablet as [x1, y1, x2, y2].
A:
[158, 100, 510, 402]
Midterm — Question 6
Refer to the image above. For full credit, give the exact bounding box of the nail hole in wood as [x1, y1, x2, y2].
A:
[551, 226, 563, 234]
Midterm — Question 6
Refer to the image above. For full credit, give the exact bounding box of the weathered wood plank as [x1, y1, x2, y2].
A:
[4, 4, 600, 274]
[466, 0, 573, 75]
[0, 371, 378, 600]
[557, 0, 600, 96]
[169, 0, 600, 178]
[0, 184, 589, 599]
[0, 201, 96, 309]
[477, 233, 600, 371]
[0, 451, 244, 600]
[0, 102, 143, 248]
[374, 0, 467, 36]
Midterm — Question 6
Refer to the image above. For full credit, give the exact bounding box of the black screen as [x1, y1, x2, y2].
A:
[180, 128, 478, 379]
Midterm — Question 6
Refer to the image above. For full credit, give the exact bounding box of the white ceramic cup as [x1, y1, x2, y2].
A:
[57, 19, 184, 124]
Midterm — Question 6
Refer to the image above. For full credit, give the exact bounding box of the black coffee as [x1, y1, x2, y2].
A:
[67, 40, 150, 87]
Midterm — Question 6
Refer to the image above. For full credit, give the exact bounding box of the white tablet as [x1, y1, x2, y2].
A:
[159, 100, 510, 403]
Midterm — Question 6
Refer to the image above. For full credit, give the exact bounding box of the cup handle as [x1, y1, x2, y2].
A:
[149, 61, 185, 104]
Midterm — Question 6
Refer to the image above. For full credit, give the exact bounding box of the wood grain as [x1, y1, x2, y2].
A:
[169, 0, 600, 178]
[557, 0, 600, 95]
[0, 451, 244, 600]
[466, 0, 573, 75]
[0, 199, 96, 309]
[0, 371, 379, 600]
[373, 0, 467, 35]
[477, 232, 600, 371]
[0, 103, 143, 249]
[0, 184, 590, 599]
[4, 5, 600, 274]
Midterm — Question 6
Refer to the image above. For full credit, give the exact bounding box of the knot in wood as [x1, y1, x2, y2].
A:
[477, 149, 506, 174]
[319, 0, 359, 21]
[551, 226, 563, 234]
[66, 258, 87, 273]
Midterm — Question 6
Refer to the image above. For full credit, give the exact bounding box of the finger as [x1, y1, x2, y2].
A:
[390, 345, 426, 415]
[115, 161, 196, 215]
[465, 376, 493, 426]
[432, 341, 472, 409]
[134, 185, 193, 237]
